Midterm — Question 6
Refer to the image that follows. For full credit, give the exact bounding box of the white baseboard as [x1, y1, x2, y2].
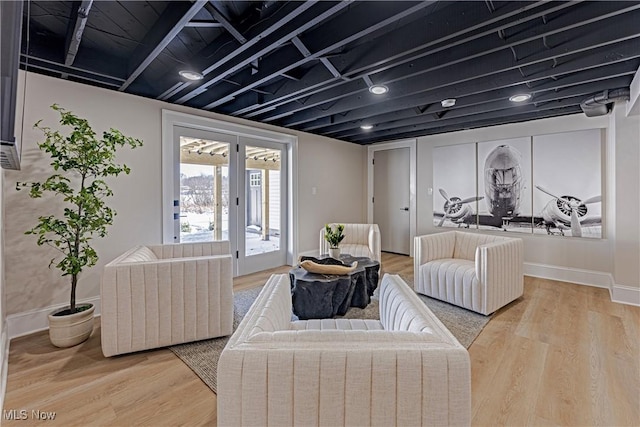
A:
[611, 284, 640, 306]
[7, 296, 101, 340]
[0, 324, 9, 412]
[524, 262, 613, 289]
[524, 262, 640, 306]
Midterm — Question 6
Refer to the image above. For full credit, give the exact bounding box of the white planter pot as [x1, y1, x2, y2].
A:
[329, 247, 341, 259]
[48, 303, 95, 348]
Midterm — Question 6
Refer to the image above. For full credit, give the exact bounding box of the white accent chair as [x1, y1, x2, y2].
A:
[218, 273, 470, 426]
[414, 231, 524, 315]
[100, 241, 234, 357]
[319, 223, 381, 261]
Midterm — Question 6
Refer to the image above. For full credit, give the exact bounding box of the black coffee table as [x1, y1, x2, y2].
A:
[289, 254, 380, 320]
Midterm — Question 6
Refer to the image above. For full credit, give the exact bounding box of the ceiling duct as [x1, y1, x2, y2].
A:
[0, 0, 23, 170]
[580, 88, 630, 117]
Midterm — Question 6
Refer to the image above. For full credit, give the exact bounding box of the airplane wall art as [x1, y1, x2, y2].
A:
[432, 129, 602, 238]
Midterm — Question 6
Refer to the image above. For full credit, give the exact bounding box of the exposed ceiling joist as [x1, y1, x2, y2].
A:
[199, 1, 437, 110]
[284, 13, 640, 130]
[325, 66, 637, 138]
[231, 1, 557, 118]
[310, 58, 640, 136]
[169, 1, 321, 103]
[185, 20, 224, 28]
[241, 2, 567, 120]
[205, 1, 246, 44]
[263, 3, 640, 126]
[338, 76, 632, 140]
[64, 0, 93, 66]
[291, 36, 341, 79]
[118, 0, 207, 91]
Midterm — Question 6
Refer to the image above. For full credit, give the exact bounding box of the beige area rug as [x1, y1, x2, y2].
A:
[169, 277, 491, 393]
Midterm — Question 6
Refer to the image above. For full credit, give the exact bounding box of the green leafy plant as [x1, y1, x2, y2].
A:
[17, 104, 142, 315]
[324, 224, 345, 249]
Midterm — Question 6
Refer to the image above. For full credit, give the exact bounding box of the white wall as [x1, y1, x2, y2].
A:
[611, 105, 640, 295]
[415, 112, 639, 298]
[3, 71, 365, 317]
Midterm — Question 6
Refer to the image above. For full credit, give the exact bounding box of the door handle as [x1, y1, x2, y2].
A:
[400, 207, 409, 211]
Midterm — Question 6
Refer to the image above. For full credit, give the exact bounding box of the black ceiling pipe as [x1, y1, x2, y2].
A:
[580, 88, 630, 117]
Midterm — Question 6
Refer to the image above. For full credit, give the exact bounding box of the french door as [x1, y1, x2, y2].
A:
[172, 126, 287, 276]
[236, 137, 287, 275]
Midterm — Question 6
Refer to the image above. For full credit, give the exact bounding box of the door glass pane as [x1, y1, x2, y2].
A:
[245, 146, 281, 256]
[179, 137, 229, 242]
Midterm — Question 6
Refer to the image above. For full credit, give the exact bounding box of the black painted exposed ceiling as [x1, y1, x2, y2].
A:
[19, 1, 640, 144]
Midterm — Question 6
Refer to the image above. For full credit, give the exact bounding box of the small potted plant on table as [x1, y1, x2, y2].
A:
[17, 104, 142, 348]
[324, 223, 345, 259]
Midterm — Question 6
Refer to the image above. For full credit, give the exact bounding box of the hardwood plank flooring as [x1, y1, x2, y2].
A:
[3, 253, 639, 426]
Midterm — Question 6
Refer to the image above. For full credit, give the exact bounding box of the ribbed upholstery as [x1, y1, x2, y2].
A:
[319, 223, 381, 261]
[151, 240, 230, 258]
[101, 242, 234, 357]
[218, 273, 471, 427]
[414, 231, 523, 315]
[291, 318, 383, 330]
[119, 245, 158, 263]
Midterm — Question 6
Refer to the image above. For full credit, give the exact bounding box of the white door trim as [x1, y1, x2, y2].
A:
[162, 109, 299, 270]
[367, 139, 417, 257]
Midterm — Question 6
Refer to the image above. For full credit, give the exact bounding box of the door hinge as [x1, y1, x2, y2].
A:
[372, 158, 375, 165]
[236, 197, 239, 206]
[236, 251, 239, 259]
[236, 144, 239, 152]
[372, 196, 374, 203]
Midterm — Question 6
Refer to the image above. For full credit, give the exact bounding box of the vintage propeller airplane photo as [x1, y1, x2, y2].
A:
[535, 185, 602, 237]
[433, 145, 602, 237]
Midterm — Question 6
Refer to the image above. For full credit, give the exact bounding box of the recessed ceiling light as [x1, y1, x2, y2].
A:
[368, 84, 389, 95]
[179, 70, 204, 81]
[441, 98, 456, 107]
[360, 124, 374, 130]
[509, 94, 531, 102]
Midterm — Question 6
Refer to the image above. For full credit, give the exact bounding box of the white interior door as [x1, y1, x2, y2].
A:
[373, 148, 411, 254]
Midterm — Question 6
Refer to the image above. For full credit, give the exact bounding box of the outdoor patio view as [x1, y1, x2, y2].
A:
[179, 137, 281, 256]
[180, 162, 229, 243]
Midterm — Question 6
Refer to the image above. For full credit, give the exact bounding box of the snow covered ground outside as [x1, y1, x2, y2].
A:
[180, 211, 280, 255]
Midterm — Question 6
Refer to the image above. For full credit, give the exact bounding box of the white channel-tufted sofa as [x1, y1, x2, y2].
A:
[414, 231, 524, 316]
[218, 273, 470, 427]
[101, 241, 233, 357]
[319, 223, 381, 261]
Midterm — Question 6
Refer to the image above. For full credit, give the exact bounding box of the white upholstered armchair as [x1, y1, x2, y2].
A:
[414, 231, 523, 315]
[319, 223, 381, 261]
[101, 241, 234, 357]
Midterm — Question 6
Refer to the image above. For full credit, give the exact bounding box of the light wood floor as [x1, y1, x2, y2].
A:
[3, 253, 639, 426]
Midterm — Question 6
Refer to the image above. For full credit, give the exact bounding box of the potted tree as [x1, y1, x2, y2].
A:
[324, 223, 345, 259]
[17, 104, 142, 347]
